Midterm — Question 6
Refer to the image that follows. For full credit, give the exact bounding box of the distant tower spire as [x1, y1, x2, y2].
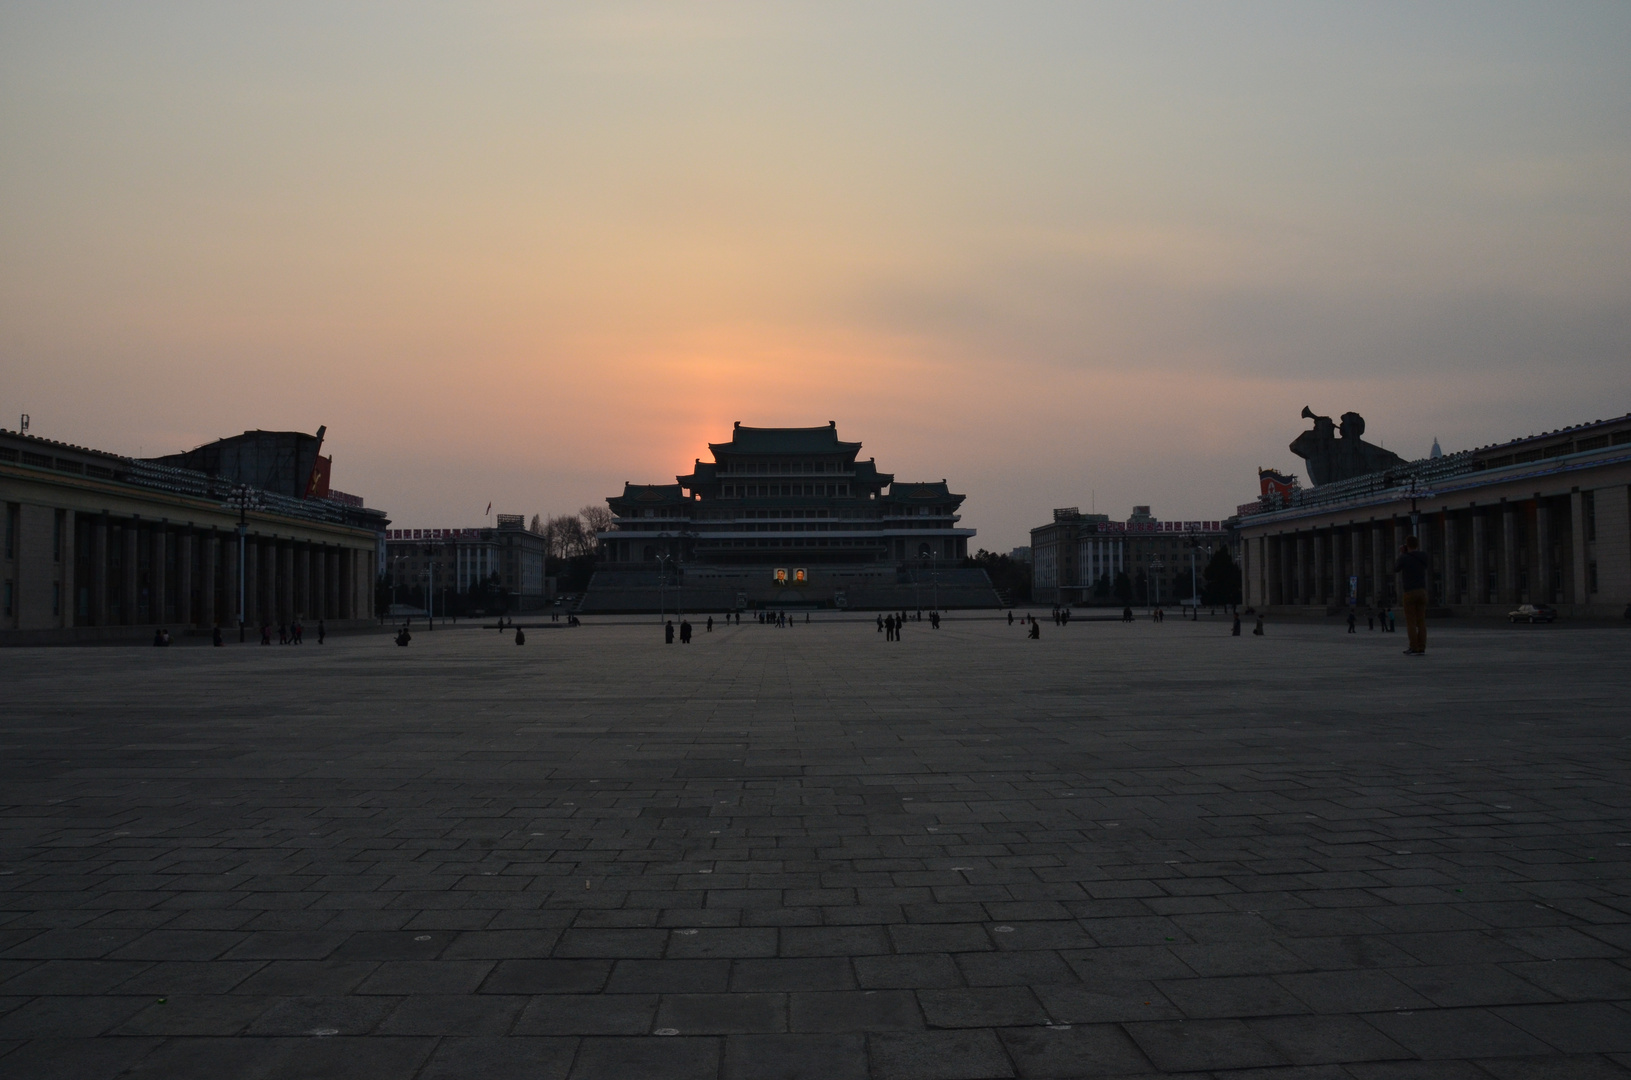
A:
[1430, 437, 1442, 459]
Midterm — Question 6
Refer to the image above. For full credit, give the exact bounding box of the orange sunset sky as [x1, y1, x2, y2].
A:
[4, 4, 1629, 549]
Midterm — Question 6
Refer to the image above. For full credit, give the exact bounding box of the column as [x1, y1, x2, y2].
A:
[176, 528, 193, 626]
[304, 545, 318, 619]
[1255, 537, 1265, 605]
[1442, 512, 1459, 605]
[1261, 534, 1271, 606]
[59, 512, 76, 628]
[1421, 515, 1438, 604]
[1291, 535, 1304, 603]
[1267, 534, 1282, 605]
[121, 519, 139, 624]
[1343, 531, 1356, 613]
[1381, 519, 1397, 603]
[1471, 511, 1488, 604]
[1313, 531, 1327, 605]
[1370, 522, 1385, 606]
[325, 548, 339, 618]
[150, 526, 167, 624]
[244, 536, 259, 626]
[1279, 533, 1292, 605]
[1594, 485, 1630, 603]
[290, 542, 304, 619]
[1329, 527, 1344, 605]
[92, 513, 109, 626]
[1263, 535, 1275, 605]
[259, 540, 274, 624]
[201, 532, 217, 628]
[1569, 491, 1588, 604]
[338, 548, 352, 618]
[278, 541, 294, 622]
[1535, 500, 1552, 603]
[1500, 502, 1517, 604]
[223, 534, 237, 626]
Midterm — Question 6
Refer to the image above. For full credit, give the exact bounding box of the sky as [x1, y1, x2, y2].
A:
[3, 3, 1629, 550]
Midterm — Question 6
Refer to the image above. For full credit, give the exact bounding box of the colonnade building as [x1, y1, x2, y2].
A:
[1, 427, 386, 643]
[1235, 413, 1631, 617]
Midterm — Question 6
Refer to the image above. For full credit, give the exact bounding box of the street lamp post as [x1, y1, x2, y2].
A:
[1150, 559, 1164, 610]
[1187, 534, 1211, 620]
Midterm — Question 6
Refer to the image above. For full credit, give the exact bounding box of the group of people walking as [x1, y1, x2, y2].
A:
[875, 609, 938, 640]
[660, 608, 814, 642]
[260, 619, 322, 645]
[1346, 607, 1397, 633]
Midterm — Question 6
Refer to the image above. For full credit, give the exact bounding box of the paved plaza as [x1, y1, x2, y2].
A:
[1, 615, 1628, 1079]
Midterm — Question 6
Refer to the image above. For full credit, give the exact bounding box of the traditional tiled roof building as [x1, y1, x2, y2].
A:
[599, 422, 973, 568]
[588, 423, 993, 611]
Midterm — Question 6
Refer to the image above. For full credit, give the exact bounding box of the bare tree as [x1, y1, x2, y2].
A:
[529, 514, 544, 535]
[547, 514, 587, 560]
[579, 503, 613, 539]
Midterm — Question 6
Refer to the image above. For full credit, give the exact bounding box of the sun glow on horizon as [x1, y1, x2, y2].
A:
[4, 4, 1629, 541]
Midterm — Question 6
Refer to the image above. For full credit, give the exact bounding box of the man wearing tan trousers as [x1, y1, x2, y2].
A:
[1394, 533, 1432, 656]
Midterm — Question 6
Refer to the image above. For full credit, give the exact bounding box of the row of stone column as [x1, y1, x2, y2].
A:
[1256, 519, 1403, 610]
[1249, 493, 1587, 609]
[81, 513, 364, 627]
[226, 533, 357, 628]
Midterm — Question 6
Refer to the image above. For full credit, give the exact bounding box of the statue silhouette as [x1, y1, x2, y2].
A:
[1289, 407, 1406, 484]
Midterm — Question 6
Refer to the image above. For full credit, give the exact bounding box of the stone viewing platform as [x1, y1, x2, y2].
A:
[0, 617, 1626, 1077]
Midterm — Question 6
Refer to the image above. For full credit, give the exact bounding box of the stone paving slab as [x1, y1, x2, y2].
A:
[0, 615, 1628, 1078]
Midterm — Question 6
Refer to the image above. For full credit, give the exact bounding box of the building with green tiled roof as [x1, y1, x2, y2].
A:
[601, 422, 974, 568]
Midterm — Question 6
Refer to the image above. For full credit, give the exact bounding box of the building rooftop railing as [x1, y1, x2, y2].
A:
[1240, 438, 1631, 523]
[1, 429, 386, 531]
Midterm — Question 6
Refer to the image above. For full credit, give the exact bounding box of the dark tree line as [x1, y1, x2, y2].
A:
[962, 549, 1032, 602]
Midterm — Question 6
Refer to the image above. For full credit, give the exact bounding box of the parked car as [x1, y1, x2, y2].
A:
[1508, 604, 1557, 623]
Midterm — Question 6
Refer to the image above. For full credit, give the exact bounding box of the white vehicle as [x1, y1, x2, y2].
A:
[1508, 604, 1557, 624]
